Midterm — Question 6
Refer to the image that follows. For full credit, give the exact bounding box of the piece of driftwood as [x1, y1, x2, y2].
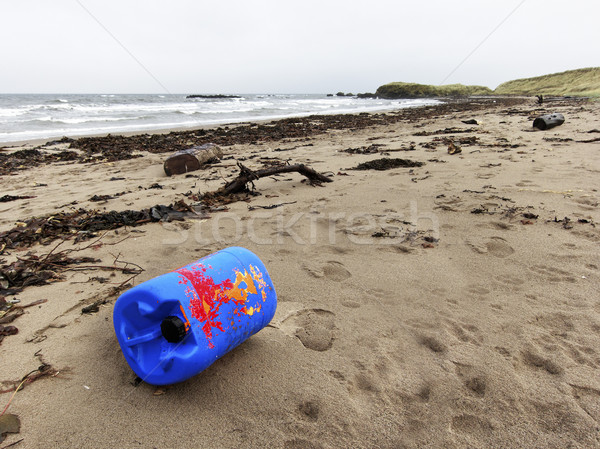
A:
[210, 162, 332, 197]
[533, 113, 565, 130]
[163, 143, 223, 176]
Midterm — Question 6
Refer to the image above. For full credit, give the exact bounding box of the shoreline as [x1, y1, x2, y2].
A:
[0, 94, 438, 145]
[1, 96, 527, 151]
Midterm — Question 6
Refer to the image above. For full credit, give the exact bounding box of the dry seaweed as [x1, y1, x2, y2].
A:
[0, 350, 60, 395]
[0, 200, 197, 251]
[352, 158, 424, 171]
[0, 195, 35, 203]
[0, 252, 99, 296]
[414, 127, 477, 136]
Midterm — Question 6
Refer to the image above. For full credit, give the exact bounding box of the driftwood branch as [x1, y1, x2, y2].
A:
[218, 162, 332, 196]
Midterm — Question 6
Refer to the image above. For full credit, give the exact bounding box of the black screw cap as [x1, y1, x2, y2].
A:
[161, 316, 187, 343]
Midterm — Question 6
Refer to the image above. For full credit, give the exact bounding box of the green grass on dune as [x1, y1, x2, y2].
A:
[494, 67, 600, 97]
[376, 67, 600, 99]
[375, 82, 493, 99]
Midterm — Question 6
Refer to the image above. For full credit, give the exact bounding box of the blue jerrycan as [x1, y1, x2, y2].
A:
[113, 247, 277, 385]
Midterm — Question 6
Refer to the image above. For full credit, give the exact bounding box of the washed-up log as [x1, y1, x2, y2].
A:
[163, 143, 223, 176]
[208, 162, 332, 198]
[533, 113, 565, 130]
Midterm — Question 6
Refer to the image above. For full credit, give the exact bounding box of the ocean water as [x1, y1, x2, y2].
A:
[0, 94, 440, 144]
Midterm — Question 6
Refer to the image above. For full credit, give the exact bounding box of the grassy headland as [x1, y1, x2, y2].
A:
[375, 82, 492, 99]
[375, 67, 600, 98]
[494, 67, 600, 97]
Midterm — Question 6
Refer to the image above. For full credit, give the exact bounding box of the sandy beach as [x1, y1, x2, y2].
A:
[1, 96, 599, 448]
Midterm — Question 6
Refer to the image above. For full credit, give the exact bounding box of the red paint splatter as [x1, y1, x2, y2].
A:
[176, 263, 246, 347]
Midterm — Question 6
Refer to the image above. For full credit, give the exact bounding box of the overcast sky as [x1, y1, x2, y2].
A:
[0, 0, 598, 94]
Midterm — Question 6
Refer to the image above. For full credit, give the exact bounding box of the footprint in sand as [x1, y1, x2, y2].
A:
[280, 308, 336, 351]
[452, 362, 487, 397]
[466, 285, 491, 297]
[446, 320, 483, 346]
[323, 261, 351, 281]
[451, 414, 494, 437]
[418, 334, 447, 353]
[297, 400, 320, 422]
[569, 384, 600, 422]
[521, 348, 563, 375]
[303, 260, 351, 281]
[466, 236, 514, 258]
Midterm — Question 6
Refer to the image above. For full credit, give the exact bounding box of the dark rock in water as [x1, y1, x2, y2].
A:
[336, 92, 345, 97]
[352, 158, 424, 171]
[186, 94, 241, 99]
[357, 92, 378, 99]
[326, 93, 334, 97]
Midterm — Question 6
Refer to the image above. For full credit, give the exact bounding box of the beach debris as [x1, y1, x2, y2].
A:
[0, 195, 35, 203]
[81, 298, 110, 314]
[248, 201, 297, 211]
[0, 236, 143, 299]
[352, 158, 424, 171]
[577, 136, 600, 143]
[342, 145, 380, 154]
[533, 113, 565, 130]
[163, 143, 223, 176]
[0, 148, 79, 175]
[553, 216, 573, 230]
[414, 127, 477, 136]
[0, 351, 59, 395]
[471, 207, 490, 215]
[447, 142, 462, 155]
[0, 413, 20, 443]
[89, 191, 129, 202]
[0, 299, 47, 329]
[202, 162, 332, 203]
[435, 135, 478, 146]
[0, 325, 19, 344]
[0, 200, 198, 251]
[523, 213, 539, 220]
[0, 249, 97, 295]
[461, 119, 478, 125]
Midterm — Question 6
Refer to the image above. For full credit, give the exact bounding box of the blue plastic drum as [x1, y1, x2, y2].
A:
[113, 247, 277, 385]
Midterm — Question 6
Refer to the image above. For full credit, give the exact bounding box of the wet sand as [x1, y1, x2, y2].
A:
[1, 97, 600, 448]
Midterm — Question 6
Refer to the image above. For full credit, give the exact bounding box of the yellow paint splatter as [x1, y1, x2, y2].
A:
[224, 269, 257, 305]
